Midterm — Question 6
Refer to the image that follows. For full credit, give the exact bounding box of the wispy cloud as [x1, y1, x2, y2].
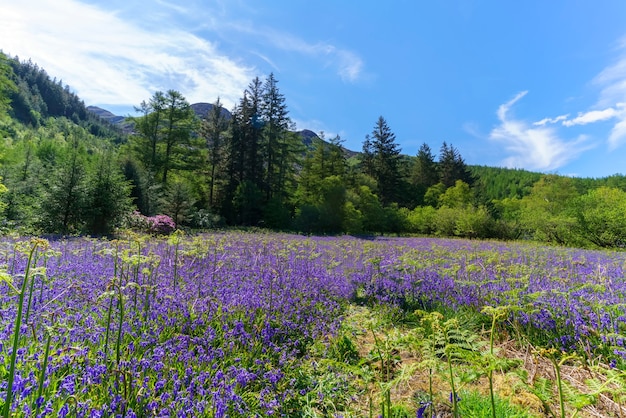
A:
[532, 37, 626, 150]
[562, 106, 623, 127]
[489, 91, 590, 171]
[533, 114, 569, 126]
[590, 37, 626, 148]
[232, 24, 365, 82]
[0, 0, 255, 110]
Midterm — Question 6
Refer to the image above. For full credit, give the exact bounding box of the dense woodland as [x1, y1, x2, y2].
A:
[2, 52, 626, 248]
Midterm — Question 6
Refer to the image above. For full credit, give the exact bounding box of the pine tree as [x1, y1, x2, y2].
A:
[262, 73, 293, 201]
[39, 127, 89, 234]
[438, 142, 473, 188]
[410, 142, 439, 206]
[85, 149, 133, 235]
[297, 133, 347, 206]
[412, 143, 439, 188]
[362, 116, 402, 205]
[200, 98, 229, 209]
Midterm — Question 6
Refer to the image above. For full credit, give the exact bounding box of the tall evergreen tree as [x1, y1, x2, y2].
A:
[200, 98, 229, 209]
[438, 142, 473, 188]
[410, 142, 439, 206]
[222, 81, 265, 224]
[85, 149, 133, 235]
[297, 133, 347, 206]
[412, 143, 439, 188]
[362, 116, 402, 205]
[39, 127, 88, 234]
[262, 73, 293, 201]
[244, 77, 265, 189]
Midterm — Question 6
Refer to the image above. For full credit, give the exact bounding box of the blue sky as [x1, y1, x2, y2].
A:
[2, 0, 626, 178]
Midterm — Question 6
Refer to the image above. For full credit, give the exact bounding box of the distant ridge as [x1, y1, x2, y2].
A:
[86, 106, 126, 124]
[190, 102, 232, 119]
[86, 105, 356, 155]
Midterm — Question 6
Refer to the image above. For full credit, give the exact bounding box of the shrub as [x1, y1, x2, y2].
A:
[125, 211, 176, 235]
[146, 214, 176, 235]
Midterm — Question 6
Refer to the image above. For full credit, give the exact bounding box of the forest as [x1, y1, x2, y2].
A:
[1, 51, 626, 249]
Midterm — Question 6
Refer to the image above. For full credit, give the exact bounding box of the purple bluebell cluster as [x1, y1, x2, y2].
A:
[349, 238, 626, 361]
[1, 233, 625, 415]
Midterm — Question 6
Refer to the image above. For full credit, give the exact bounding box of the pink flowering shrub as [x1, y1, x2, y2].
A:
[146, 214, 176, 235]
[126, 211, 176, 235]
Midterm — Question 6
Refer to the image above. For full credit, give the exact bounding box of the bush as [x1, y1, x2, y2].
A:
[407, 206, 437, 235]
[190, 209, 225, 229]
[146, 214, 176, 235]
[125, 211, 176, 235]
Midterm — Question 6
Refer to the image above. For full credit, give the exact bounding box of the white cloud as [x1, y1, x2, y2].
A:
[533, 114, 569, 126]
[490, 92, 590, 171]
[591, 37, 626, 148]
[0, 0, 256, 110]
[562, 107, 621, 127]
[239, 25, 365, 83]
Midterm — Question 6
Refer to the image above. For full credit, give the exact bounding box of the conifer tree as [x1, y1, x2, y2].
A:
[412, 143, 439, 188]
[438, 142, 473, 188]
[39, 127, 88, 234]
[362, 116, 402, 205]
[200, 98, 229, 209]
[262, 73, 293, 201]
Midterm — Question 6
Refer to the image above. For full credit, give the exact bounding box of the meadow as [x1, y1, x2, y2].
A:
[2, 231, 626, 417]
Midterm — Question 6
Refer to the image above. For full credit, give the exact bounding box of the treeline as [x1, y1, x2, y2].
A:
[2, 52, 626, 248]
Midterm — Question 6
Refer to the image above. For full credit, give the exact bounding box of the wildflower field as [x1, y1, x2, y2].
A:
[2, 232, 626, 417]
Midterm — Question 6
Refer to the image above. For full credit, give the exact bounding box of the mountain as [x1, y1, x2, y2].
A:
[298, 129, 320, 148]
[190, 102, 232, 119]
[86, 106, 126, 124]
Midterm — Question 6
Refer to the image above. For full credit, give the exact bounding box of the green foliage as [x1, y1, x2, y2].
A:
[161, 178, 196, 226]
[355, 185, 386, 233]
[439, 180, 472, 209]
[519, 175, 579, 245]
[406, 205, 437, 235]
[84, 150, 133, 235]
[38, 127, 89, 234]
[233, 180, 263, 225]
[454, 206, 493, 239]
[411, 143, 439, 192]
[573, 186, 626, 248]
[5, 55, 626, 249]
[200, 97, 229, 209]
[457, 390, 536, 418]
[433, 206, 460, 237]
[424, 182, 446, 207]
[0, 53, 18, 120]
[263, 196, 292, 230]
[438, 142, 473, 188]
[342, 200, 364, 235]
[362, 116, 403, 205]
[129, 89, 198, 185]
[470, 165, 541, 201]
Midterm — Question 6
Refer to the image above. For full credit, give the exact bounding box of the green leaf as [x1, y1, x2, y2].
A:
[0, 270, 19, 294]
